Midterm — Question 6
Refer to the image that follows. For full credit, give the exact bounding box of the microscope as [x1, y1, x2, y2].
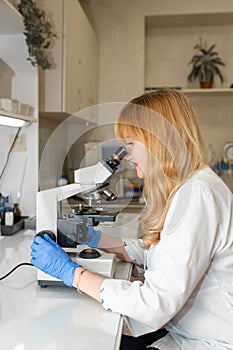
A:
[36, 146, 127, 287]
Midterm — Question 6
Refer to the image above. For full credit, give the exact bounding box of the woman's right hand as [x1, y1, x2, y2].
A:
[78, 226, 101, 248]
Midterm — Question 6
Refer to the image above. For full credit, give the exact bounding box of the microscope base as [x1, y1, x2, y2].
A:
[37, 247, 117, 287]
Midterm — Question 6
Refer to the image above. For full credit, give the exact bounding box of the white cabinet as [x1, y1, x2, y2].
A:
[38, 0, 99, 190]
[0, 0, 38, 216]
[0, 0, 38, 124]
[39, 0, 99, 119]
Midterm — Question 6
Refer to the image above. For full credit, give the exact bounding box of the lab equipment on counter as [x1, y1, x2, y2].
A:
[5, 211, 14, 226]
[223, 141, 233, 162]
[57, 174, 68, 186]
[37, 146, 127, 287]
[221, 142, 233, 192]
[1, 216, 28, 235]
[219, 161, 233, 192]
[0, 193, 27, 235]
[32, 233, 80, 288]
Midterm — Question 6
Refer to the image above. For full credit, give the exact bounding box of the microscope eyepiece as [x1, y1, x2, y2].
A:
[112, 146, 127, 162]
[106, 146, 127, 171]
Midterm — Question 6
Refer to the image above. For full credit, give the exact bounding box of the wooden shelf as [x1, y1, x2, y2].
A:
[145, 12, 233, 94]
[0, 109, 37, 123]
[145, 88, 233, 96]
[146, 12, 233, 28]
[182, 88, 233, 96]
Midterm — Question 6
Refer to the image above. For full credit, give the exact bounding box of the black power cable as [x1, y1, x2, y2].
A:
[0, 127, 22, 183]
[0, 262, 33, 281]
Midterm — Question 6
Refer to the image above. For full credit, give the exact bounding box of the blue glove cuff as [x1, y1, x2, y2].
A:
[62, 261, 80, 288]
[88, 230, 101, 248]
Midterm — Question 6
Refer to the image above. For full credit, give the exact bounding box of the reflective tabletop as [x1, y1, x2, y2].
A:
[0, 224, 134, 350]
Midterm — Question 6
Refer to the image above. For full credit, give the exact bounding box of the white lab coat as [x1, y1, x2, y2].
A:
[100, 167, 233, 349]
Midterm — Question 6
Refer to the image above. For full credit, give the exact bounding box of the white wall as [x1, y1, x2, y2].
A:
[83, 0, 233, 103]
[81, 0, 233, 159]
[146, 24, 233, 89]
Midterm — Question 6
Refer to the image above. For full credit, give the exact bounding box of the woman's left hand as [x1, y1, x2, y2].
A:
[30, 233, 81, 287]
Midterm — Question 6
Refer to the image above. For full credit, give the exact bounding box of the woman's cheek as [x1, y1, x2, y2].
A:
[136, 167, 145, 179]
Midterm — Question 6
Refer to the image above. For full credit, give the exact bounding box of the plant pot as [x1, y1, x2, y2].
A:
[201, 81, 213, 89]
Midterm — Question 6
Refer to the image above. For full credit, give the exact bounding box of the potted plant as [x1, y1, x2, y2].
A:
[9, 0, 56, 70]
[187, 38, 225, 88]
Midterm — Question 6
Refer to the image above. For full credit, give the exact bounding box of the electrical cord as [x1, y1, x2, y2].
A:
[0, 127, 21, 182]
[0, 262, 33, 281]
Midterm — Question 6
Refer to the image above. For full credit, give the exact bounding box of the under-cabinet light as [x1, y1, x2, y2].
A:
[0, 115, 28, 127]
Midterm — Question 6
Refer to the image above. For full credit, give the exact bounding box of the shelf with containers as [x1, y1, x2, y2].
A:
[0, 0, 38, 124]
[0, 0, 38, 216]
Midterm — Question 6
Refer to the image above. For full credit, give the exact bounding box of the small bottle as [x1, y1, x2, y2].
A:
[13, 203, 21, 221]
[4, 196, 14, 226]
[0, 194, 4, 226]
[5, 210, 14, 226]
[220, 161, 233, 192]
[57, 174, 68, 186]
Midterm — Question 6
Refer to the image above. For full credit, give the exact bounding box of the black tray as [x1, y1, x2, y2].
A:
[1, 216, 28, 236]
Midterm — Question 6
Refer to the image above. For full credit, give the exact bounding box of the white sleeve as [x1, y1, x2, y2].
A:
[122, 238, 145, 268]
[100, 182, 221, 334]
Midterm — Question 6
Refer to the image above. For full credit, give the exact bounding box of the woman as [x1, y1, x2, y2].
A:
[31, 89, 233, 349]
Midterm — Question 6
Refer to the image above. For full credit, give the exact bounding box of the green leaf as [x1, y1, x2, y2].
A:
[17, 0, 56, 70]
[187, 39, 225, 84]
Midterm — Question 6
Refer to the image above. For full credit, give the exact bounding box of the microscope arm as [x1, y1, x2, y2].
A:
[36, 146, 127, 237]
[37, 161, 114, 235]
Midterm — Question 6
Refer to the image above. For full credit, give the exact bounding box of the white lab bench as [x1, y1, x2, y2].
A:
[0, 213, 139, 350]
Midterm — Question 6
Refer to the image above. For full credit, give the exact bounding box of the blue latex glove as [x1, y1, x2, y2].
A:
[30, 234, 81, 287]
[78, 226, 101, 248]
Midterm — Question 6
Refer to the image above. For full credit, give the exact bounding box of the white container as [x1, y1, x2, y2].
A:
[12, 99, 20, 114]
[0, 98, 12, 112]
[57, 174, 68, 186]
[28, 105, 35, 117]
[5, 211, 14, 226]
[20, 103, 29, 116]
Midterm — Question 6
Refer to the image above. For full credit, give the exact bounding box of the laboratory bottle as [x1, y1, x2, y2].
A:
[0, 193, 4, 225]
[4, 196, 14, 226]
[5, 211, 13, 226]
[13, 203, 21, 220]
[57, 174, 68, 186]
[220, 161, 233, 192]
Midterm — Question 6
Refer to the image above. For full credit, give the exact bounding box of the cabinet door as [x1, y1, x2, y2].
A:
[40, 0, 99, 119]
[63, 0, 99, 115]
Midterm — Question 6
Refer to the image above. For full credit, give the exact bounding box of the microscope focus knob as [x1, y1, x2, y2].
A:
[79, 248, 101, 259]
[36, 230, 56, 242]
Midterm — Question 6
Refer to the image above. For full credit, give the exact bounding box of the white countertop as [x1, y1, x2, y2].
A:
[0, 225, 133, 350]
